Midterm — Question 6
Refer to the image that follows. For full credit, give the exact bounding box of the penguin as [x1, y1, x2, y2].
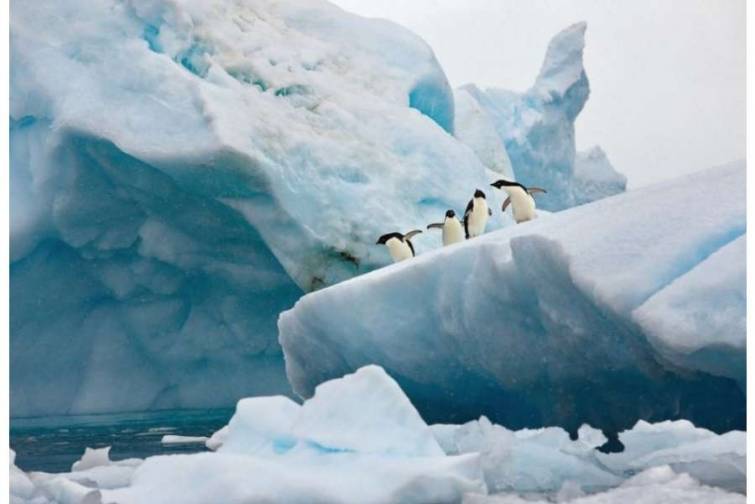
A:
[376, 229, 423, 263]
[463, 189, 492, 238]
[490, 179, 547, 223]
[427, 210, 464, 246]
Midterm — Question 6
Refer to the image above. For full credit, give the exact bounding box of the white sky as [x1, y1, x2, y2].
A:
[331, 0, 746, 188]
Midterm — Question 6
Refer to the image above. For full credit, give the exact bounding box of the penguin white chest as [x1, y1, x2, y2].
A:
[508, 189, 537, 223]
[443, 218, 464, 245]
[466, 198, 489, 238]
[385, 237, 413, 262]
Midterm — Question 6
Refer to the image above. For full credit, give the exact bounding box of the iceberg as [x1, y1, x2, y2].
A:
[10, 0, 499, 416]
[460, 23, 626, 211]
[11, 366, 744, 503]
[279, 161, 746, 440]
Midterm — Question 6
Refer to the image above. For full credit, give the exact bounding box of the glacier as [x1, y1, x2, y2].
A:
[460, 23, 626, 211]
[11, 366, 745, 504]
[279, 161, 746, 441]
[10, 0, 507, 417]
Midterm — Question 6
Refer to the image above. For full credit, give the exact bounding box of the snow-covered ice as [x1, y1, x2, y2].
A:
[11, 366, 745, 504]
[460, 23, 626, 211]
[279, 161, 745, 437]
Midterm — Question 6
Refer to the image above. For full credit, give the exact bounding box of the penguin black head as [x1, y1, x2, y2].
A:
[490, 179, 518, 189]
[474, 189, 486, 199]
[445, 209, 456, 218]
[376, 232, 401, 245]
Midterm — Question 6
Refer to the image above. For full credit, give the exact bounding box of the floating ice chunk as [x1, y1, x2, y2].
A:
[432, 417, 620, 494]
[10, 449, 38, 502]
[219, 365, 444, 457]
[205, 425, 229, 451]
[599, 420, 746, 493]
[105, 450, 485, 504]
[72, 447, 111, 472]
[160, 435, 209, 445]
[218, 396, 301, 456]
[38, 477, 103, 504]
[463, 466, 745, 504]
[292, 365, 444, 456]
[102, 365, 486, 503]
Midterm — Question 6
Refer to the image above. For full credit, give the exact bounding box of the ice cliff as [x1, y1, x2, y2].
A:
[279, 161, 746, 439]
[461, 23, 626, 210]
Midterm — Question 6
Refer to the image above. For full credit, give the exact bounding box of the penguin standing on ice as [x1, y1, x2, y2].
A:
[376, 229, 423, 263]
[463, 189, 492, 239]
[490, 179, 547, 224]
[427, 210, 464, 246]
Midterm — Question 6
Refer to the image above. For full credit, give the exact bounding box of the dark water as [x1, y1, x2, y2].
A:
[10, 408, 233, 473]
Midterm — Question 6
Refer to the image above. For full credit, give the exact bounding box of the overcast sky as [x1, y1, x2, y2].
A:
[331, 0, 746, 188]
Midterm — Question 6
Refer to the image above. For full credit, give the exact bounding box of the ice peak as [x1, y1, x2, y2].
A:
[533, 21, 587, 98]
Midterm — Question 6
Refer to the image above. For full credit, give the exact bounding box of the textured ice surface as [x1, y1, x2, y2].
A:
[436, 417, 745, 497]
[11, 368, 744, 503]
[464, 466, 745, 504]
[431, 417, 622, 494]
[454, 87, 514, 179]
[279, 162, 746, 437]
[103, 365, 486, 504]
[10, 0, 499, 416]
[633, 236, 745, 385]
[218, 366, 443, 457]
[461, 23, 626, 210]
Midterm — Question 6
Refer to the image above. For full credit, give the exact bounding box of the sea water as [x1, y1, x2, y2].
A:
[10, 408, 233, 473]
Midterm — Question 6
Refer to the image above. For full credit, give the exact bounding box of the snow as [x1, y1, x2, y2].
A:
[460, 23, 626, 211]
[10, 0, 500, 417]
[279, 161, 745, 437]
[10, 367, 744, 504]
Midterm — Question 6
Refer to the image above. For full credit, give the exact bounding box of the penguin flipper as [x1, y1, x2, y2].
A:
[528, 187, 547, 195]
[488, 208, 492, 216]
[502, 197, 512, 212]
[426, 223, 444, 230]
[403, 229, 423, 240]
[464, 198, 474, 218]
